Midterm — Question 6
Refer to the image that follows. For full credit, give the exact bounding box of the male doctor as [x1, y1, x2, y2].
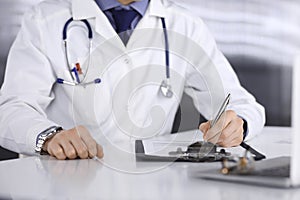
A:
[0, 0, 265, 160]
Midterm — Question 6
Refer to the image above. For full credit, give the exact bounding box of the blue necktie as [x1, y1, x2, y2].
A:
[110, 8, 139, 45]
[110, 8, 139, 33]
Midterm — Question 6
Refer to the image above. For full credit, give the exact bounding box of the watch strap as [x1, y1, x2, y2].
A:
[35, 126, 63, 154]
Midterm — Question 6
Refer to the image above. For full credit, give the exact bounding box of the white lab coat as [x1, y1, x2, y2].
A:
[0, 0, 265, 155]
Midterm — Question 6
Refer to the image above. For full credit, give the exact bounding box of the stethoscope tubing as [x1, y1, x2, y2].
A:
[62, 17, 94, 85]
[63, 18, 93, 40]
[59, 16, 171, 95]
[161, 18, 170, 80]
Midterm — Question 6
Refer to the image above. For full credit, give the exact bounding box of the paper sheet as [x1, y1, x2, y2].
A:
[142, 140, 193, 157]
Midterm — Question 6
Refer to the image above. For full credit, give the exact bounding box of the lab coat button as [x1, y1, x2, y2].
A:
[124, 58, 130, 64]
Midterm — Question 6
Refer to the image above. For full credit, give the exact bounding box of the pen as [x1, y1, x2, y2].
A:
[210, 93, 231, 128]
[71, 67, 81, 84]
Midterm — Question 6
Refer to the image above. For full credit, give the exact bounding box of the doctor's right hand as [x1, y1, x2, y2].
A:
[42, 126, 104, 160]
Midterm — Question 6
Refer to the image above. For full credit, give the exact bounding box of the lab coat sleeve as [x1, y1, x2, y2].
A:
[184, 20, 266, 140]
[0, 10, 59, 154]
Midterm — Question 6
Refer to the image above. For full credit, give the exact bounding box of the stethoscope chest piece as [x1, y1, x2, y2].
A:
[160, 79, 173, 98]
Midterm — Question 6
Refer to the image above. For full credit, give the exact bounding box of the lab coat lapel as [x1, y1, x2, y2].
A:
[72, 0, 168, 49]
[148, 0, 166, 18]
[72, 0, 98, 20]
[126, 0, 167, 49]
[72, 0, 119, 42]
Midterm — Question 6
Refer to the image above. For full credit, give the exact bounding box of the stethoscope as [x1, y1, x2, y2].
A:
[57, 17, 173, 98]
[57, 17, 101, 86]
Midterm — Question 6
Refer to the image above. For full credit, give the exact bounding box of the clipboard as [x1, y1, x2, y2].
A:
[135, 140, 181, 162]
[135, 140, 231, 162]
[135, 140, 266, 163]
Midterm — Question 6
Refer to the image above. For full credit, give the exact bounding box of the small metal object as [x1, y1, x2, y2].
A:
[220, 158, 230, 175]
[210, 94, 231, 127]
[168, 141, 231, 162]
[236, 150, 255, 174]
[220, 149, 226, 155]
[219, 150, 256, 175]
[160, 79, 173, 98]
[35, 126, 63, 154]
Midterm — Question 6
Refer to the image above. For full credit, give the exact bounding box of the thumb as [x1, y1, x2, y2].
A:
[199, 121, 210, 136]
[96, 144, 104, 159]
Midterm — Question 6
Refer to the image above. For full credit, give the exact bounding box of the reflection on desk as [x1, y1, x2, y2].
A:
[0, 126, 298, 200]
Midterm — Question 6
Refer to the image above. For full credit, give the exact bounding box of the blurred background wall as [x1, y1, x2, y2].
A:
[0, 0, 300, 159]
[0, 0, 42, 160]
[172, 0, 300, 130]
[0, 0, 42, 86]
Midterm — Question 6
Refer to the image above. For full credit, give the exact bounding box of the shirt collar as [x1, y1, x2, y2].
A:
[72, 0, 166, 20]
[96, 0, 149, 16]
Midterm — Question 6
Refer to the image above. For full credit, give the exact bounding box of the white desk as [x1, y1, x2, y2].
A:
[0, 126, 299, 200]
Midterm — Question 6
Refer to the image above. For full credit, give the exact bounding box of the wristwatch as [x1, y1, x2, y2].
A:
[35, 126, 63, 154]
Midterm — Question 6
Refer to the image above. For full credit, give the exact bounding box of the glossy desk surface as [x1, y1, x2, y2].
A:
[0, 126, 299, 200]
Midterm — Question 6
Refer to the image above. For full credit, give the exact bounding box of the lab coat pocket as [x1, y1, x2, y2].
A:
[55, 68, 102, 127]
[71, 83, 99, 127]
[72, 68, 112, 129]
[56, 68, 74, 83]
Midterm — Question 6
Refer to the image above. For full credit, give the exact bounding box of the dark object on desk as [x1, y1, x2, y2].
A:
[0, 146, 18, 161]
[135, 140, 232, 162]
[240, 142, 266, 161]
[135, 140, 266, 163]
[187, 141, 216, 154]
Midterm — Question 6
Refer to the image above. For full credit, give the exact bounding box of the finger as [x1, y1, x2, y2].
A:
[218, 117, 244, 142]
[47, 142, 66, 160]
[96, 144, 104, 159]
[199, 122, 210, 134]
[218, 117, 244, 146]
[76, 126, 97, 158]
[60, 139, 77, 159]
[218, 127, 244, 147]
[70, 137, 89, 159]
[205, 129, 222, 144]
[218, 128, 243, 147]
[65, 127, 89, 159]
[204, 110, 236, 142]
[230, 127, 244, 146]
[204, 123, 224, 143]
[214, 110, 236, 130]
[86, 139, 97, 158]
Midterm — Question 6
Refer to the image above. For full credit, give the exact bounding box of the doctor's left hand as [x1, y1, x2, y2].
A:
[199, 110, 244, 147]
[43, 126, 104, 160]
